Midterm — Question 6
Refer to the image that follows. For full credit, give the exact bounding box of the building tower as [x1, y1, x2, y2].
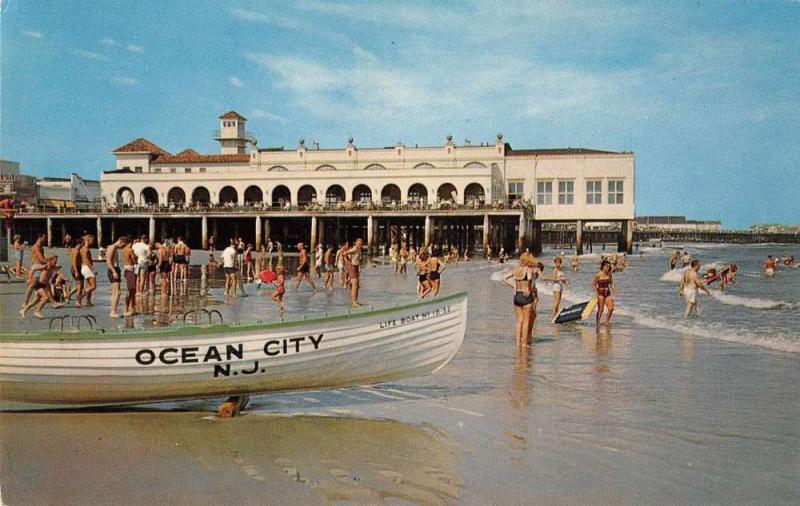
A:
[215, 111, 255, 155]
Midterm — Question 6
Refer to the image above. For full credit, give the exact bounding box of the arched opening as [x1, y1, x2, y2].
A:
[192, 186, 210, 205]
[316, 165, 336, 171]
[325, 185, 346, 206]
[244, 185, 263, 204]
[116, 187, 134, 206]
[219, 186, 238, 204]
[140, 187, 159, 206]
[437, 183, 457, 202]
[464, 183, 486, 204]
[267, 165, 288, 172]
[167, 187, 186, 205]
[463, 161, 487, 169]
[381, 184, 401, 205]
[407, 183, 428, 205]
[297, 185, 318, 208]
[272, 185, 291, 208]
[363, 164, 386, 170]
[352, 184, 372, 203]
[413, 162, 436, 171]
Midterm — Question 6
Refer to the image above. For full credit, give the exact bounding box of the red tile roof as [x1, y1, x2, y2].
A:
[113, 138, 170, 155]
[219, 111, 247, 121]
[152, 153, 250, 164]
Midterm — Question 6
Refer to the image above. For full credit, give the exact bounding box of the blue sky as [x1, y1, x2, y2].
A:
[2, 0, 798, 228]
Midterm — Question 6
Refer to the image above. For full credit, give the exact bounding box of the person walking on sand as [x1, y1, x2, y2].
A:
[593, 260, 617, 325]
[79, 234, 98, 306]
[106, 235, 128, 319]
[680, 259, 709, 318]
[548, 256, 570, 318]
[20, 255, 62, 319]
[428, 247, 446, 297]
[67, 237, 85, 306]
[502, 252, 538, 348]
[22, 233, 47, 307]
[295, 242, 317, 292]
[221, 239, 238, 298]
[346, 238, 364, 306]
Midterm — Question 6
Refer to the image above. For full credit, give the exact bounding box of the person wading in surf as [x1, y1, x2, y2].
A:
[679, 259, 709, 319]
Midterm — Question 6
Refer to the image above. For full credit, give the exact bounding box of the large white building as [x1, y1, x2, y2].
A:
[27, 110, 634, 254]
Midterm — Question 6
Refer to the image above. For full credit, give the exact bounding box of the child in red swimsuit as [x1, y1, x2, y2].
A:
[270, 266, 286, 314]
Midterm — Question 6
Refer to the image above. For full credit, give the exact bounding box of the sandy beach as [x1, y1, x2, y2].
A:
[1, 244, 798, 504]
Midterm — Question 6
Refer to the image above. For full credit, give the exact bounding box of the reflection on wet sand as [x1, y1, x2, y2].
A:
[504, 347, 533, 462]
[0, 413, 462, 505]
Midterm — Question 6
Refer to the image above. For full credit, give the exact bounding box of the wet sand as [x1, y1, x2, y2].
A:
[1, 245, 799, 504]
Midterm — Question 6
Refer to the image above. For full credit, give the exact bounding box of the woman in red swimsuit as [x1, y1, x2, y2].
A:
[592, 260, 617, 325]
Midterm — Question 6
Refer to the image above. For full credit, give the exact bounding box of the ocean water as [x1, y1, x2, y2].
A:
[1, 243, 799, 503]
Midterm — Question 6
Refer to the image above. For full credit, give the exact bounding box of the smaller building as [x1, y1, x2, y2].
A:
[0, 159, 37, 203]
[37, 174, 101, 209]
[750, 224, 800, 234]
[636, 215, 722, 233]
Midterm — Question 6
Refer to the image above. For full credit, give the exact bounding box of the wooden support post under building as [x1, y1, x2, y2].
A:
[96, 217, 103, 246]
[218, 394, 250, 418]
[625, 219, 634, 254]
[201, 215, 208, 249]
[255, 215, 262, 250]
[310, 215, 317, 251]
[576, 220, 583, 255]
[264, 218, 270, 243]
[46, 217, 53, 248]
[367, 215, 374, 254]
[424, 215, 432, 247]
[317, 217, 325, 247]
[532, 220, 542, 256]
[148, 216, 156, 242]
[483, 214, 490, 250]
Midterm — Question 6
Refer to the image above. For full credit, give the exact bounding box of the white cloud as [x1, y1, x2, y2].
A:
[126, 44, 144, 53]
[230, 8, 300, 29]
[22, 30, 43, 38]
[251, 109, 287, 122]
[99, 38, 115, 45]
[113, 77, 138, 86]
[229, 76, 244, 88]
[71, 49, 105, 60]
[352, 46, 378, 63]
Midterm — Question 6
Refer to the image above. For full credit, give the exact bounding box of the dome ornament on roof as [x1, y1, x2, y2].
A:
[446, 135, 453, 142]
[348, 137, 354, 144]
[299, 138, 305, 146]
[497, 133, 503, 140]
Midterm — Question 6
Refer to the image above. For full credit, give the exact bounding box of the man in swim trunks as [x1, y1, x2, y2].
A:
[346, 238, 364, 307]
[122, 237, 137, 316]
[132, 234, 151, 294]
[764, 255, 777, 278]
[20, 255, 62, 319]
[679, 259, 709, 319]
[294, 242, 317, 292]
[106, 235, 129, 318]
[80, 234, 97, 306]
[69, 237, 85, 306]
[221, 239, 238, 297]
[22, 233, 47, 307]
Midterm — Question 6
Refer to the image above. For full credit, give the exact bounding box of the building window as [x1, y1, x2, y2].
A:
[153, 168, 161, 173]
[134, 166, 142, 173]
[199, 167, 206, 173]
[536, 181, 552, 205]
[184, 168, 191, 173]
[558, 180, 574, 205]
[586, 180, 602, 204]
[123, 166, 130, 171]
[170, 167, 176, 173]
[508, 181, 524, 202]
[608, 180, 624, 204]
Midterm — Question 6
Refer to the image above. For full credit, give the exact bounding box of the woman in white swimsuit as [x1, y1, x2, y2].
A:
[549, 256, 570, 318]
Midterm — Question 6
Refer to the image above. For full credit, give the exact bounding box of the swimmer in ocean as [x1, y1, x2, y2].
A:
[680, 259, 709, 318]
[764, 255, 777, 279]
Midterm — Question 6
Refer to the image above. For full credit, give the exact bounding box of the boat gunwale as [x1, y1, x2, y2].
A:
[0, 291, 468, 342]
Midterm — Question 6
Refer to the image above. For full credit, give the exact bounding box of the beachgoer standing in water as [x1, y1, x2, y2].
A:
[346, 238, 363, 306]
[680, 259, 709, 318]
[79, 234, 97, 306]
[323, 245, 334, 290]
[68, 238, 84, 306]
[549, 256, 570, 318]
[502, 252, 538, 348]
[593, 260, 617, 325]
[122, 237, 137, 317]
[221, 239, 238, 297]
[295, 242, 317, 291]
[428, 247, 446, 297]
[106, 235, 129, 319]
[12, 235, 26, 278]
[22, 233, 47, 307]
[669, 251, 679, 270]
[416, 249, 431, 298]
[270, 265, 286, 314]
